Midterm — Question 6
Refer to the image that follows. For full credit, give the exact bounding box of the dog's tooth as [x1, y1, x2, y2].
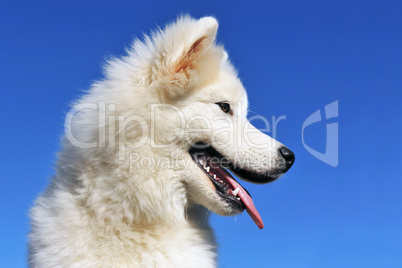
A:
[213, 174, 216, 179]
[199, 159, 204, 165]
[232, 187, 240, 196]
[237, 197, 241, 200]
[206, 166, 210, 172]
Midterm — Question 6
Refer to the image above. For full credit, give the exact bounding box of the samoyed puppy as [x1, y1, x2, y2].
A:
[29, 16, 294, 267]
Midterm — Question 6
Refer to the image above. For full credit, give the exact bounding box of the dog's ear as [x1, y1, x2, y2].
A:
[150, 16, 219, 100]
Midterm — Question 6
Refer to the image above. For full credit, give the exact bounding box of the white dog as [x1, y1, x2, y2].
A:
[29, 16, 295, 267]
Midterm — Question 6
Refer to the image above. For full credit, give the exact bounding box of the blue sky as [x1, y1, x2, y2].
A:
[1, 0, 401, 267]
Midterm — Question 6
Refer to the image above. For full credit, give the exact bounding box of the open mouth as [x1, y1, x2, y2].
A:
[189, 143, 265, 229]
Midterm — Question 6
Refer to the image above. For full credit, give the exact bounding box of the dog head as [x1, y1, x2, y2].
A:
[128, 16, 296, 228]
[66, 16, 294, 227]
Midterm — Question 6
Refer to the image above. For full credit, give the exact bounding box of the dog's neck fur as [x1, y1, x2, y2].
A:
[30, 143, 218, 266]
[31, 149, 216, 267]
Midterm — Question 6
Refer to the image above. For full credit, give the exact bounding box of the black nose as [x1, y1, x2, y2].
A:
[279, 147, 295, 171]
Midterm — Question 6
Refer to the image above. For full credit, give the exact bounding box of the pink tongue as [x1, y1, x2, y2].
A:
[226, 176, 264, 229]
[216, 167, 264, 229]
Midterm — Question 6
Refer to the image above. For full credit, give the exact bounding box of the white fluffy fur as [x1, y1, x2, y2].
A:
[29, 16, 286, 267]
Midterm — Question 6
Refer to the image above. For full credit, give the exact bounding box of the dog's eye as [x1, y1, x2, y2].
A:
[216, 102, 231, 114]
